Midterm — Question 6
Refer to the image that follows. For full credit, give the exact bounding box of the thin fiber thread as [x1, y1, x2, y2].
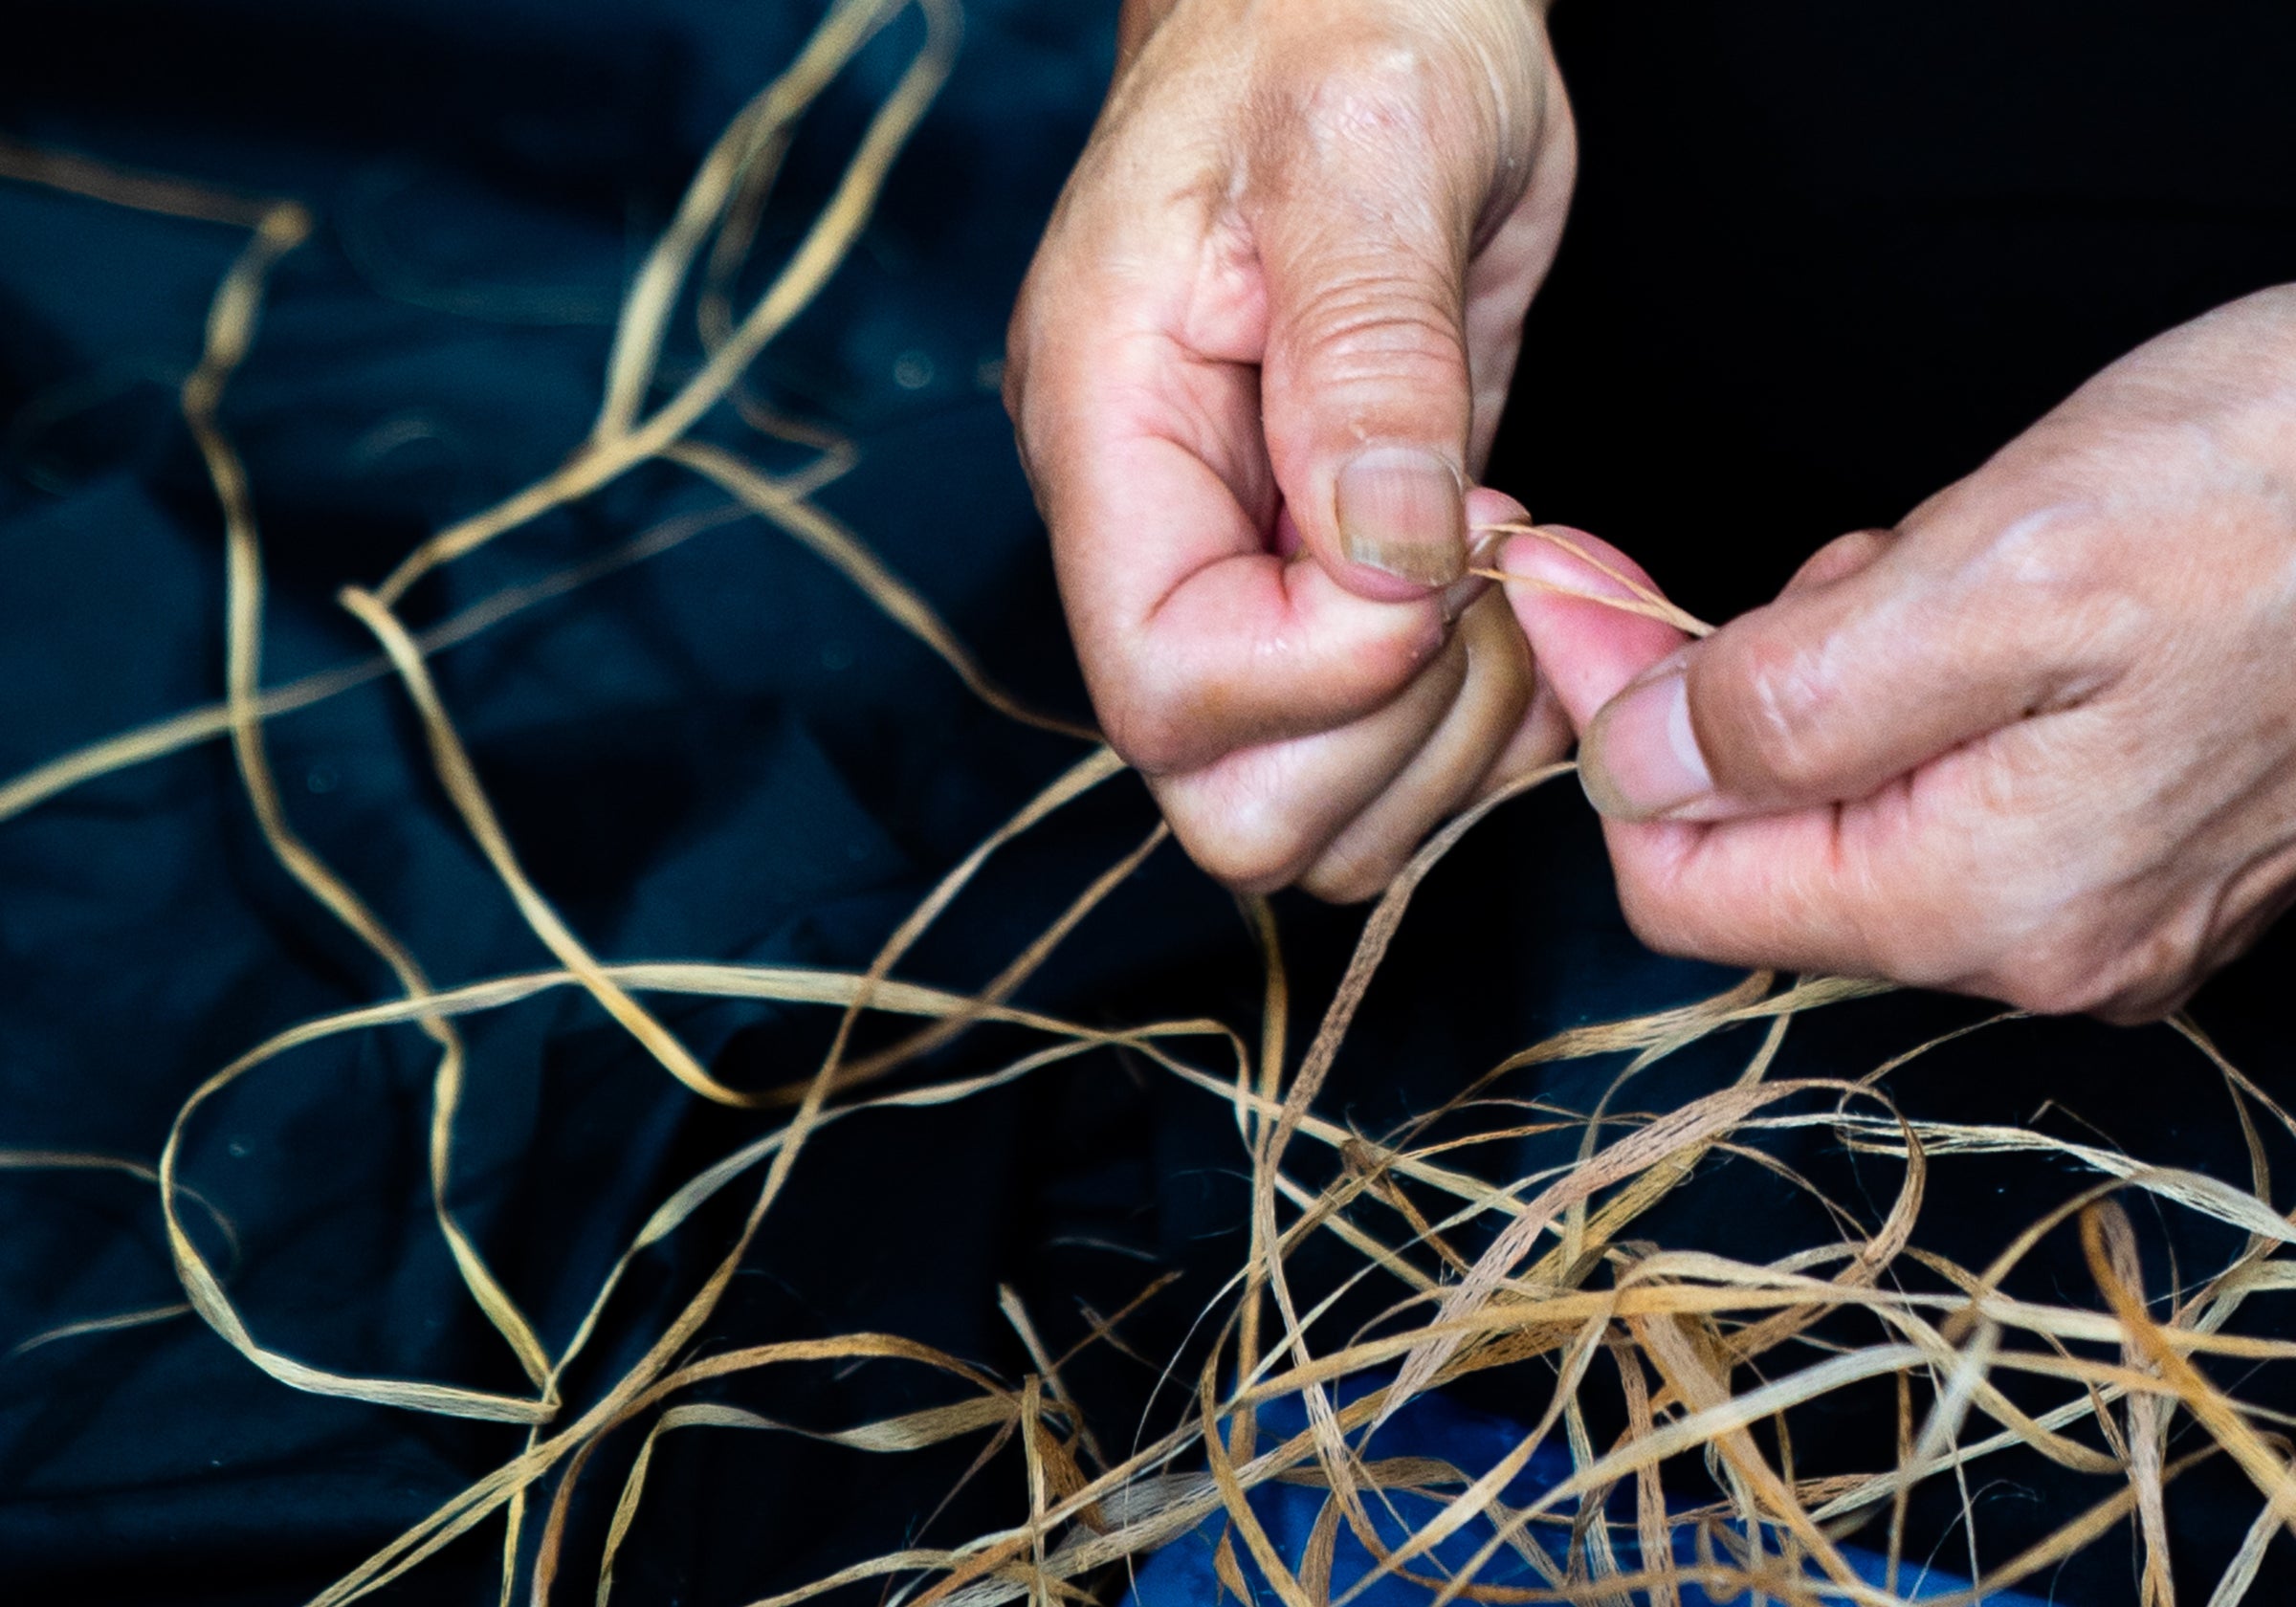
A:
[4, 5, 2295, 1606]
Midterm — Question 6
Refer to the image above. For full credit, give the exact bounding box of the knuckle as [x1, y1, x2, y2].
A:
[1703, 633, 1847, 798]
[1287, 47, 1453, 160]
[1963, 730, 2068, 821]
[1093, 672, 1276, 784]
[1095, 691, 1198, 780]
[1990, 954, 2108, 1018]
[1086, 646, 1215, 777]
[1097, 608, 1442, 779]
[1958, 504, 2150, 678]
[1159, 781, 1316, 895]
[1297, 848, 1396, 907]
[1857, 907, 1967, 989]
[2093, 909, 2211, 1020]
[1782, 528, 1892, 596]
[1989, 916, 2196, 1020]
[1610, 870, 1701, 960]
[1270, 18, 1520, 179]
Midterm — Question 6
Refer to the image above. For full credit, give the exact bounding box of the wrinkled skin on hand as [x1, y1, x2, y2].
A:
[1512, 287, 2296, 1023]
[1004, 0, 1576, 901]
[1014, 0, 2296, 1024]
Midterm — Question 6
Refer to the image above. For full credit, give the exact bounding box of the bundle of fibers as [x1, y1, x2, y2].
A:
[5, 4, 2296, 1605]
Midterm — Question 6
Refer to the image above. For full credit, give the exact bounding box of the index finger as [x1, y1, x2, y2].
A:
[1009, 245, 1450, 777]
[1601, 720, 2090, 997]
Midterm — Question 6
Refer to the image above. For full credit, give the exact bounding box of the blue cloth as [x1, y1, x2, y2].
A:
[1126, 1387, 2059, 1607]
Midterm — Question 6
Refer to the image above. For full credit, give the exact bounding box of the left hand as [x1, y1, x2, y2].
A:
[1506, 285, 2296, 1023]
[1005, 0, 1579, 903]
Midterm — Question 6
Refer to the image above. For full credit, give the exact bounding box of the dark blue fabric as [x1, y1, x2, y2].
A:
[1123, 1386, 2058, 1607]
[0, 6, 1182, 1600]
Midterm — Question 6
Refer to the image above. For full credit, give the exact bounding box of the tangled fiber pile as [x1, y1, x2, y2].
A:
[7, 5, 2296, 1605]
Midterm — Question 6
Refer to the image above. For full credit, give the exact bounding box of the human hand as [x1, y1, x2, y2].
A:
[1005, 0, 1575, 900]
[1507, 286, 2296, 1023]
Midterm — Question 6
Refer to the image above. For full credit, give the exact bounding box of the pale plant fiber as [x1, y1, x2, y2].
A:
[4, 6, 2294, 1606]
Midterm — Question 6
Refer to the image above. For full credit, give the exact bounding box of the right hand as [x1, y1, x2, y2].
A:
[1005, 0, 1577, 900]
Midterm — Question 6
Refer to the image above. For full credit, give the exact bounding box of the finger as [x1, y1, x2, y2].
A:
[1575, 524, 1889, 827]
[1402, 490, 1577, 807]
[1601, 711, 2107, 1004]
[1578, 502, 2101, 823]
[1496, 526, 1689, 734]
[1248, 40, 1492, 598]
[1499, 522, 1932, 978]
[1457, 491, 1574, 794]
[1298, 590, 1534, 902]
[1601, 808, 1912, 983]
[1430, 483, 1533, 642]
[1150, 626, 1471, 892]
[1014, 247, 1447, 778]
[1473, 675, 1575, 799]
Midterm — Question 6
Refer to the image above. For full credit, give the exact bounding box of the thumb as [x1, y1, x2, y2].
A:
[1579, 522, 2077, 822]
[1250, 79, 1487, 598]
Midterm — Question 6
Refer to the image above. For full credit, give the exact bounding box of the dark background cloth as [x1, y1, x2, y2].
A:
[1, 4, 2294, 1606]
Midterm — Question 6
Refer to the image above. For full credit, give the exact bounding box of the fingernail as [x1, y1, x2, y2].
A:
[1438, 574, 1488, 624]
[1336, 447, 1465, 587]
[1434, 524, 1513, 620]
[1579, 657, 1712, 821]
[1466, 521, 1510, 569]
